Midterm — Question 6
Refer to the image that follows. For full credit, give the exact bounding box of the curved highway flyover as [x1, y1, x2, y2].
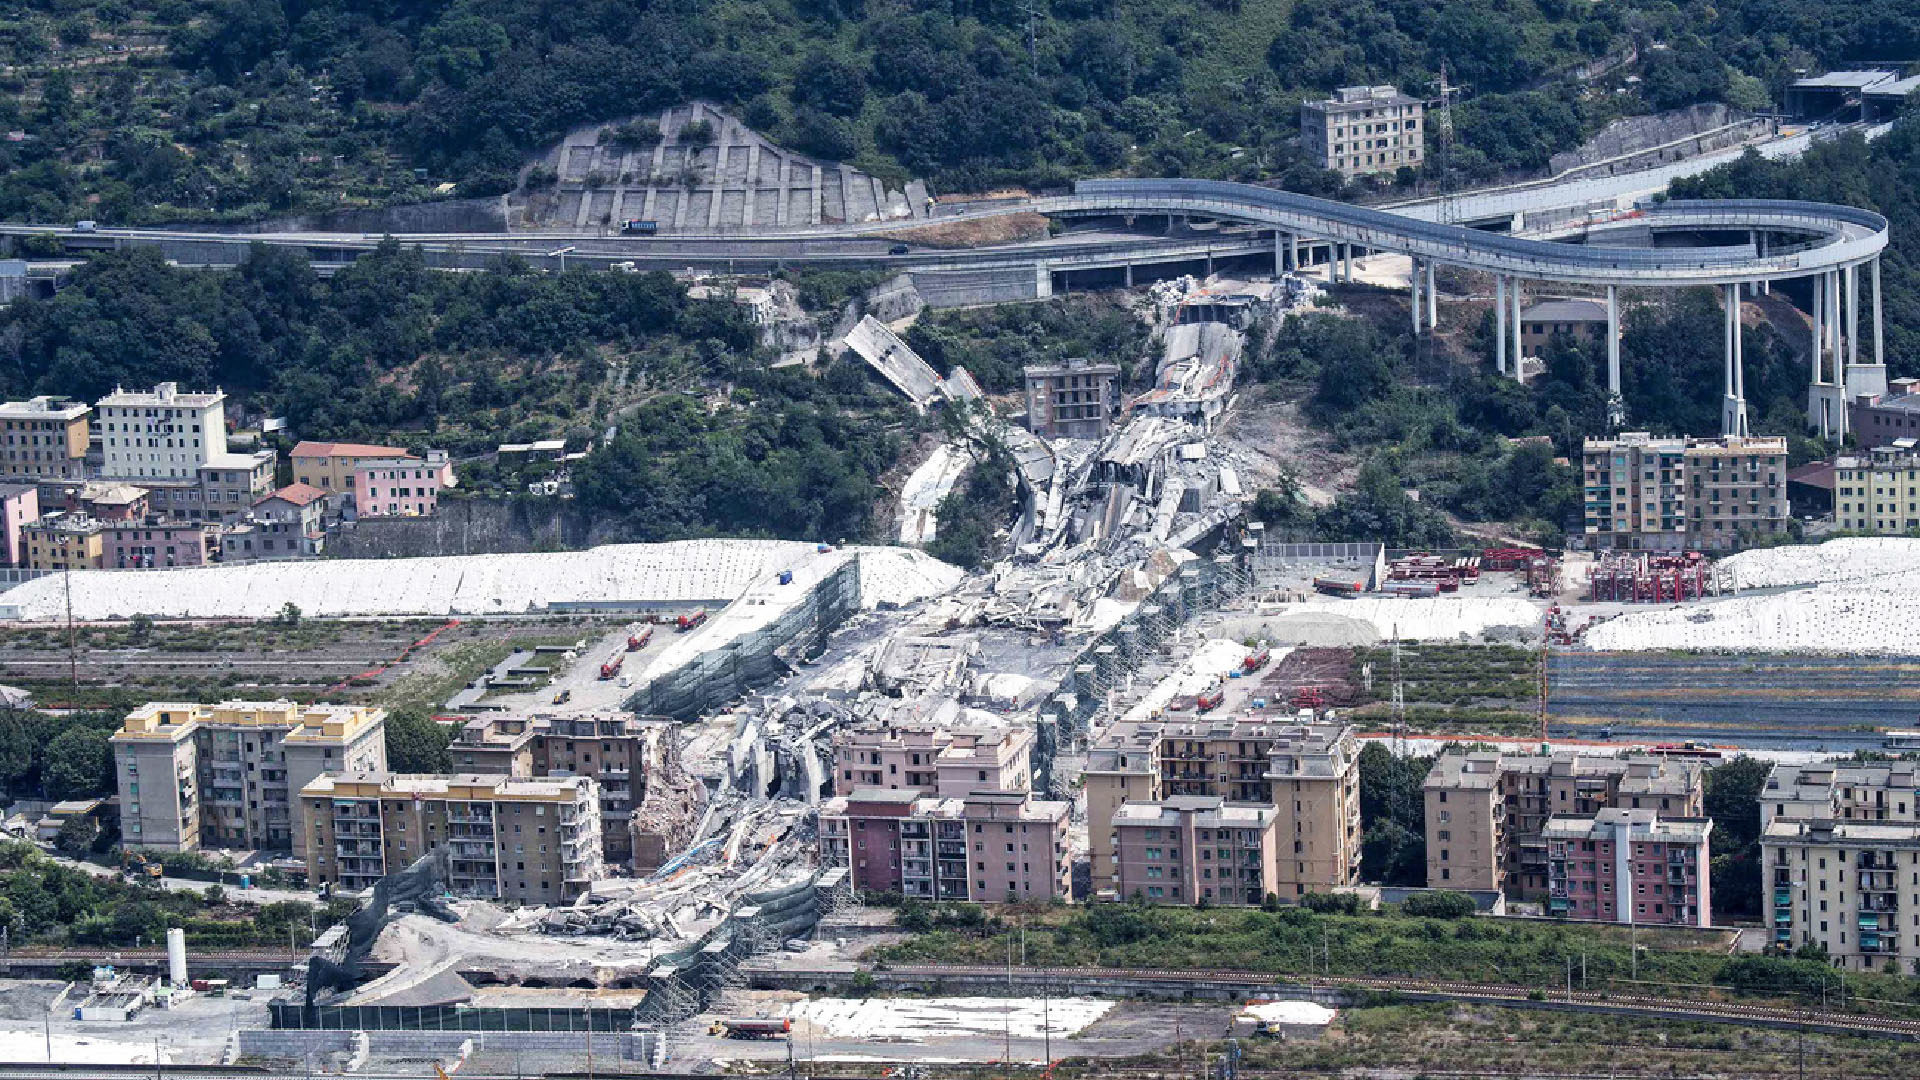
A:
[0, 177, 1890, 436]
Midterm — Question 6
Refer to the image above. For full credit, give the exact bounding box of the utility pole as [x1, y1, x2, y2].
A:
[1018, 0, 1045, 76]
[63, 566, 77, 692]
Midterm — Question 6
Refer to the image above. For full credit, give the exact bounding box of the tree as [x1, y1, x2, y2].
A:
[1402, 890, 1477, 919]
[1705, 756, 1771, 921]
[276, 601, 302, 628]
[1357, 743, 1433, 885]
[43, 727, 112, 800]
[55, 815, 98, 857]
[128, 614, 154, 646]
[384, 707, 452, 773]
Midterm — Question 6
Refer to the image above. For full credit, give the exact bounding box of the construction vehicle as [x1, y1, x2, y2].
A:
[1312, 575, 1365, 597]
[1242, 647, 1272, 673]
[121, 851, 164, 880]
[620, 219, 659, 236]
[598, 653, 624, 680]
[1289, 686, 1325, 709]
[1196, 686, 1225, 712]
[551, 688, 572, 705]
[626, 626, 653, 651]
[676, 608, 708, 632]
[714, 1016, 790, 1039]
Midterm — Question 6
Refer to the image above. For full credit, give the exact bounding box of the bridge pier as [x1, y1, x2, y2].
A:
[1606, 285, 1623, 427]
[1495, 276, 1508, 374]
[1723, 283, 1749, 437]
[1424, 260, 1437, 328]
[1510, 277, 1524, 382]
[1874, 257, 1884, 368]
[1124, 263, 1133, 288]
[1410, 258, 1422, 334]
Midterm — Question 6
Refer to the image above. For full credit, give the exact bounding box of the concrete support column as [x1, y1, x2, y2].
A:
[1495, 275, 1507, 374]
[1409, 258, 1422, 335]
[1124, 263, 1133, 288]
[1035, 264, 1053, 299]
[1290, 233, 1299, 275]
[1811, 273, 1825, 383]
[1847, 263, 1860, 371]
[1874, 257, 1885, 366]
[1724, 283, 1748, 438]
[1273, 232, 1284, 278]
[1425, 260, 1437, 329]
[1605, 285, 1622, 424]
[1510, 277, 1524, 382]
[1829, 271, 1843, 381]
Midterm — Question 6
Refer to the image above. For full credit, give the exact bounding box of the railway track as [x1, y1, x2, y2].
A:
[876, 964, 1920, 1038]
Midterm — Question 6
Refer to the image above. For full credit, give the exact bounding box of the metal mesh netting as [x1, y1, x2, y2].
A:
[627, 560, 861, 721]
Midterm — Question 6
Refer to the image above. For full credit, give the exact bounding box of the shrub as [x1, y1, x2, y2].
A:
[1402, 890, 1478, 919]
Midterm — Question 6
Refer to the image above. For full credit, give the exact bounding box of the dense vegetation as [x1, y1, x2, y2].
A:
[0, 243, 915, 541]
[0, 0, 1908, 224]
[0, 709, 122, 801]
[872, 899, 1920, 1008]
[1357, 742, 1432, 886]
[0, 841, 350, 947]
[906, 294, 1151, 394]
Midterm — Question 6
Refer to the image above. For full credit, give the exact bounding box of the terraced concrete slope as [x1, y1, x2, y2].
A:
[514, 102, 929, 232]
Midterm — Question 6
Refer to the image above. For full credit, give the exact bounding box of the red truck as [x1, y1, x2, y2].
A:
[677, 609, 708, 632]
[598, 654, 624, 680]
[626, 626, 653, 651]
[1243, 647, 1272, 673]
[1196, 687, 1225, 712]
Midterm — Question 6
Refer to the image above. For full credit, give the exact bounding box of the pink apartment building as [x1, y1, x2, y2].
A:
[353, 457, 444, 518]
[104, 520, 216, 568]
[1544, 807, 1712, 927]
[0, 483, 39, 566]
[819, 787, 1071, 902]
[1110, 795, 1280, 906]
[831, 721, 1032, 798]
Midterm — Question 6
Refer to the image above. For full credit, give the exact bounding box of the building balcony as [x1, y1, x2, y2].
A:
[1774, 889, 1792, 907]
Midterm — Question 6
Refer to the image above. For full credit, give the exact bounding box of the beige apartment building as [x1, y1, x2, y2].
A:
[1111, 796, 1278, 906]
[1760, 761, 1920, 972]
[300, 772, 603, 903]
[449, 711, 670, 866]
[831, 721, 1031, 799]
[112, 701, 387, 855]
[1833, 440, 1920, 533]
[1085, 718, 1360, 902]
[0, 396, 90, 479]
[1301, 85, 1425, 178]
[1424, 752, 1704, 898]
[1581, 433, 1788, 550]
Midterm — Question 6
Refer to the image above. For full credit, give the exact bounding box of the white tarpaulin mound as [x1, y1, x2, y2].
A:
[1582, 572, 1920, 655]
[1719, 537, 1920, 590]
[0, 540, 963, 621]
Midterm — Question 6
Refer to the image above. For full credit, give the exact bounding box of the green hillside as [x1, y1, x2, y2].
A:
[1, 0, 1909, 224]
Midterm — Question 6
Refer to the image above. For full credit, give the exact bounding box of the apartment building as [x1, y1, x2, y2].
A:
[112, 700, 387, 855]
[0, 483, 36, 566]
[1111, 796, 1277, 906]
[354, 457, 446, 518]
[96, 383, 275, 522]
[293, 442, 455, 511]
[0, 396, 90, 479]
[1024, 359, 1122, 440]
[1519, 300, 1609, 358]
[1833, 440, 1920, 533]
[818, 787, 1071, 902]
[1424, 751, 1705, 898]
[1847, 377, 1920, 447]
[21, 515, 106, 570]
[1085, 718, 1360, 902]
[448, 711, 667, 866]
[1581, 433, 1788, 550]
[1543, 808, 1712, 927]
[1687, 435, 1789, 543]
[831, 721, 1032, 799]
[1760, 760, 1920, 971]
[104, 520, 217, 568]
[299, 772, 603, 903]
[1301, 85, 1425, 178]
[224, 483, 329, 562]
